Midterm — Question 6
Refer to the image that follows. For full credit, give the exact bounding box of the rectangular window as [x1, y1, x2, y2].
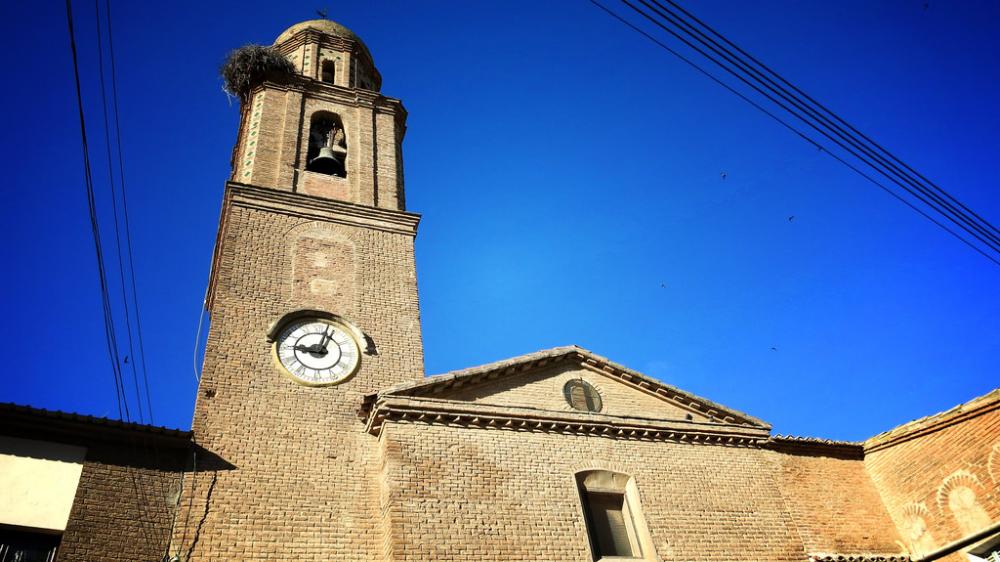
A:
[576, 470, 654, 561]
[585, 492, 635, 557]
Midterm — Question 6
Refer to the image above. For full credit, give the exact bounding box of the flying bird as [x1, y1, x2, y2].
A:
[720, 171, 727, 181]
[788, 215, 795, 222]
[770, 347, 778, 351]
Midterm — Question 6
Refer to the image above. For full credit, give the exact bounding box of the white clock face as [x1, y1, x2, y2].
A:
[275, 318, 360, 385]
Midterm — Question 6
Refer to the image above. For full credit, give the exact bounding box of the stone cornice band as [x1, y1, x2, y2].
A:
[226, 182, 421, 236]
[365, 396, 771, 446]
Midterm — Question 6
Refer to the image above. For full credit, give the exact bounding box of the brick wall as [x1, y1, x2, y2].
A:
[767, 444, 903, 555]
[376, 420, 904, 562]
[445, 363, 713, 422]
[0, 408, 189, 562]
[171, 185, 423, 561]
[233, 81, 404, 211]
[57, 442, 186, 562]
[864, 390, 1000, 560]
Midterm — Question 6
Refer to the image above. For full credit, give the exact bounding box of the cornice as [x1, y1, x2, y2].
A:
[226, 182, 420, 236]
[364, 396, 770, 446]
[255, 78, 403, 112]
[767, 435, 865, 459]
[275, 29, 375, 66]
[864, 388, 999, 453]
[808, 554, 910, 562]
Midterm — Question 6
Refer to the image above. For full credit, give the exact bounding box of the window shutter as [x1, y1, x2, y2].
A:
[570, 385, 587, 410]
[584, 385, 599, 411]
[586, 492, 634, 557]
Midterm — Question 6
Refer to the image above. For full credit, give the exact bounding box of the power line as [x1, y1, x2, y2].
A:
[652, 0, 1000, 242]
[591, 0, 1000, 266]
[102, 0, 155, 424]
[93, 0, 145, 424]
[92, 1, 168, 547]
[633, 0, 1000, 253]
[64, 0, 132, 421]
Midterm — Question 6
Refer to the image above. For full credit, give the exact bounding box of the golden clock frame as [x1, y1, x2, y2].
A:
[266, 309, 364, 387]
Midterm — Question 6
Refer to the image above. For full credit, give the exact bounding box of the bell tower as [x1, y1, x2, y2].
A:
[170, 19, 423, 561]
[231, 19, 406, 208]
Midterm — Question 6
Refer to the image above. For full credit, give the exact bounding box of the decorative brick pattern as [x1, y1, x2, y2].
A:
[864, 390, 1000, 561]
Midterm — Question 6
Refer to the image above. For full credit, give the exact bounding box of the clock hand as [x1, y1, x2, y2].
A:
[293, 344, 328, 355]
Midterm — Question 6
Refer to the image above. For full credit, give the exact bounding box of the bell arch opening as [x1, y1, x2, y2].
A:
[321, 60, 336, 84]
[306, 111, 347, 178]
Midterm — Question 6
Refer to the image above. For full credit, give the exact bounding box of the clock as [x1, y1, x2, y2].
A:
[273, 317, 360, 385]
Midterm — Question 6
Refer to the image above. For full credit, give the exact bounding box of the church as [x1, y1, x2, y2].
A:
[1, 18, 997, 562]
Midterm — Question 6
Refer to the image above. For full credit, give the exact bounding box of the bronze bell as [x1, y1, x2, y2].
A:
[308, 145, 346, 176]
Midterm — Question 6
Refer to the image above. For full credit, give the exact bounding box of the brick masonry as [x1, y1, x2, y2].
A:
[864, 391, 1000, 562]
[0, 405, 189, 562]
[58, 442, 185, 562]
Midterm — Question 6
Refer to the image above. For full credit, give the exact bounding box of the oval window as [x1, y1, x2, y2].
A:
[564, 379, 602, 413]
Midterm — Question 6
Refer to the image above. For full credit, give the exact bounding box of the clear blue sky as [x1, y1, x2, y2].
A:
[1, 1, 997, 441]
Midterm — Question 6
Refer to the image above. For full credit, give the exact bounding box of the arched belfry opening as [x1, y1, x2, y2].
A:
[307, 112, 347, 177]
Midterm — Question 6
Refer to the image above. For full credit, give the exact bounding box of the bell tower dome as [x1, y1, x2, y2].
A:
[231, 18, 406, 208]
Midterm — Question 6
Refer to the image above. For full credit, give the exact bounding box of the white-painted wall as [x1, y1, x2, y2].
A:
[0, 436, 86, 531]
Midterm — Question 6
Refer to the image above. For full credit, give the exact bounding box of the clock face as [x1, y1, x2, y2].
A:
[274, 318, 360, 385]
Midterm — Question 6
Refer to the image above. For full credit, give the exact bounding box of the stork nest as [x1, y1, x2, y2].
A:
[220, 45, 296, 100]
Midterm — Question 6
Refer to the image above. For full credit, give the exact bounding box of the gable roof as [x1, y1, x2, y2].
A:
[365, 345, 769, 429]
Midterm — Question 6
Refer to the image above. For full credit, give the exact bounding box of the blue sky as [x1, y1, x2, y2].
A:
[1, 1, 997, 441]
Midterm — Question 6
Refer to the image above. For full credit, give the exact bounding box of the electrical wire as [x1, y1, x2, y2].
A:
[103, 0, 155, 424]
[65, 0, 132, 420]
[93, 0, 145, 424]
[652, 0, 1000, 241]
[634, 0, 1000, 252]
[589, 0, 1000, 267]
[619, 0, 1000, 258]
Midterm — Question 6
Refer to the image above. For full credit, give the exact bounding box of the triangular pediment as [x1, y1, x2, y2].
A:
[365, 346, 768, 431]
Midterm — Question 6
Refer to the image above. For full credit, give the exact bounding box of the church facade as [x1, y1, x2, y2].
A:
[1, 18, 998, 562]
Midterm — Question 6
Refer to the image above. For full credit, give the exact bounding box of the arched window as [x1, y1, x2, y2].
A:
[576, 470, 656, 561]
[306, 112, 347, 178]
[321, 60, 335, 84]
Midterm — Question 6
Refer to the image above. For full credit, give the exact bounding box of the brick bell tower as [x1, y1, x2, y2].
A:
[170, 19, 423, 561]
